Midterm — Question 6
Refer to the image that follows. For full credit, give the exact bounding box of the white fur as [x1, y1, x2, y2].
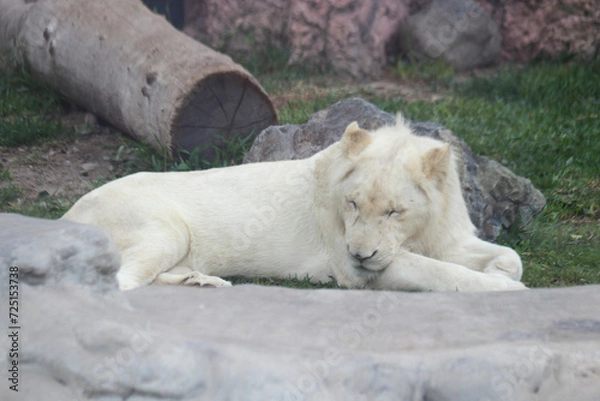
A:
[62, 118, 526, 292]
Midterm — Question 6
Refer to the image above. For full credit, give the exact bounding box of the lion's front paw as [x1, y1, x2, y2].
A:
[487, 274, 528, 291]
[484, 251, 523, 281]
[183, 272, 232, 288]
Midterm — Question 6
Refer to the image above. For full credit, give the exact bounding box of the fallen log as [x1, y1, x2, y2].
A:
[0, 0, 277, 158]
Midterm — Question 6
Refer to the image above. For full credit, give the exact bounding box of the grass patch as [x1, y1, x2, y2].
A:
[228, 275, 341, 289]
[0, 164, 22, 207]
[395, 59, 456, 89]
[0, 164, 12, 181]
[117, 132, 256, 173]
[0, 61, 72, 146]
[277, 91, 358, 125]
[452, 62, 600, 222]
[520, 222, 600, 288]
[3, 195, 72, 219]
[0, 184, 22, 206]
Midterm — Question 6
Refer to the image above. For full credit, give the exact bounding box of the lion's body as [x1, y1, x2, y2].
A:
[63, 118, 526, 291]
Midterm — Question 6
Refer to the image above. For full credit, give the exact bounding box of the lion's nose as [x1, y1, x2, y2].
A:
[352, 250, 378, 262]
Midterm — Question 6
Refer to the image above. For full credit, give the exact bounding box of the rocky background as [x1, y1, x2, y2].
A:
[184, 0, 599, 77]
[478, 0, 599, 62]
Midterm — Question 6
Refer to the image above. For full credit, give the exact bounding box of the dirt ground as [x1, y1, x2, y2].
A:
[0, 76, 450, 203]
[0, 111, 129, 202]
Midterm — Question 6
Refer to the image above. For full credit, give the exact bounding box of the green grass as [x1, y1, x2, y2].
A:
[277, 92, 358, 125]
[519, 221, 600, 287]
[0, 164, 22, 207]
[0, 164, 12, 181]
[1, 57, 598, 289]
[0, 183, 22, 206]
[117, 131, 256, 173]
[395, 59, 456, 90]
[3, 195, 72, 219]
[228, 275, 341, 289]
[0, 61, 72, 146]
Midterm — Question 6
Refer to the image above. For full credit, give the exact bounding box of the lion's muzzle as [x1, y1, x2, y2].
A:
[348, 247, 389, 272]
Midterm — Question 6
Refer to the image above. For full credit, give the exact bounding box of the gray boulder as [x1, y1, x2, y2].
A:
[399, 0, 501, 71]
[1, 214, 599, 401]
[244, 98, 546, 241]
[0, 213, 121, 295]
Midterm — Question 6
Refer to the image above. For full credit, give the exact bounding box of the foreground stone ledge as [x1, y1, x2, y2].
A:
[0, 213, 121, 294]
[1, 279, 599, 400]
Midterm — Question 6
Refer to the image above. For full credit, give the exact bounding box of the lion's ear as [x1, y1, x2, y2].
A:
[340, 122, 372, 157]
[422, 143, 451, 186]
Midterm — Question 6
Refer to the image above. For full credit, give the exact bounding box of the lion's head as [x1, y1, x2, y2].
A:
[331, 119, 455, 273]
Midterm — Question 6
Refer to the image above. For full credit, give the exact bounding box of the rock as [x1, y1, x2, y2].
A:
[399, 0, 501, 70]
[0, 215, 599, 400]
[478, 0, 600, 62]
[246, 98, 397, 162]
[476, 157, 547, 238]
[183, 0, 410, 78]
[184, 0, 598, 69]
[0, 213, 120, 294]
[243, 98, 546, 240]
[81, 162, 100, 175]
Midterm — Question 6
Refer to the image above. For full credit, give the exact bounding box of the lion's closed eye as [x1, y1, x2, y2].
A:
[386, 209, 405, 218]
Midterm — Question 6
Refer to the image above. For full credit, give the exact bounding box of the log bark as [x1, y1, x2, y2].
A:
[0, 0, 277, 158]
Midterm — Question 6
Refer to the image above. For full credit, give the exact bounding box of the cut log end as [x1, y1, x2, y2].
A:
[0, 0, 278, 160]
[172, 72, 277, 161]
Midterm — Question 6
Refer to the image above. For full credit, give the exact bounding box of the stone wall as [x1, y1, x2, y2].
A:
[183, 0, 598, 78]
[478, 0, 600, 62]
[184, 0, 409, 78]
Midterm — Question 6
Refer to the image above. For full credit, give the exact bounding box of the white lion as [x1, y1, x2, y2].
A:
[62, 117, 526, 292]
